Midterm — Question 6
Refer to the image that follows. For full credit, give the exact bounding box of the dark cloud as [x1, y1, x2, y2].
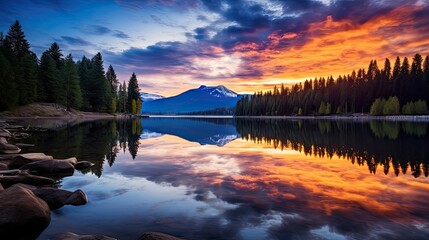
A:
[60, 36, 92, 46]
[150, 14, 186, 29]
[115, 0, 199, 10]
[193, 27, 209, 40]
[105, 41, 204, 75]
[113, 30, 130, 39]
[91, 24, 112, 35]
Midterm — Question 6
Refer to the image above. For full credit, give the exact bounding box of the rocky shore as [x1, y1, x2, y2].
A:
[0, 121, 184, 240]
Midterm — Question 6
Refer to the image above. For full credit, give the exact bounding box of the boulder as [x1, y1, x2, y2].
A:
[52, 232, 117, 240]
[32, 188, 88, 210]
[0, 137, 7, 144]
[0, 163, 8, 170]
[0, 183, 3, 192]
[0, 174, 55, 185]
[0, 132, 10, 138]
[75, 161, 95, 169]
[8, 153, 53, 169]
[65, 189, 88, 206]
[20, 159, 75, 176]
[59, 157, 78, 165]
[0, 184, 51, 239]
[139, 232, 184, 240]
[0, 142, 21, 154]
[0, 129, 11, 138]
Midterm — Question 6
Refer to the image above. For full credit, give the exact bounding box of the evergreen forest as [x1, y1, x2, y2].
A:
[236, 54, 429, 116]
[0, 20, 142, 114]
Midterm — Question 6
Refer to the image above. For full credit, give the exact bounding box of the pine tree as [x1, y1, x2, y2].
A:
[0, 50, 17, 110]
[127, 72, 141, 114]
[118, 81, 127, 113]
[46, 42, 63, 68]
[39, 52, 62, 103]
[424, 55, 429, 103]
[60, 54, 82, 110]
[90, 52, 109, 112]
[3, 20, 38, 107]
[19, 53, 38, 105]
[106, 65, 119, 95]
[77, 56, 92, 110]
[411, 54, 424, 100]
[106, 65, 119, 113]
[3, 20, 30, 58]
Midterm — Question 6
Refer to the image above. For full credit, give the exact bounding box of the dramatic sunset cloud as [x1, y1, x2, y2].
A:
[1, 0, 428, 96]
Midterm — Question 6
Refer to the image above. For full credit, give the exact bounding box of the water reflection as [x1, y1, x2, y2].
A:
[236, 119, 429, 178]
[22, 118, 429, 239]
[24, 118, 429, 178]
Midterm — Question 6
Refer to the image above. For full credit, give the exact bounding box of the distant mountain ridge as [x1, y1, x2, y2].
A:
[141, 85, 243, 114]
[140, 92, 164, 102]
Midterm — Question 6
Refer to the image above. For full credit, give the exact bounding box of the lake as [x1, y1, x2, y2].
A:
[16, 117, 429, 240]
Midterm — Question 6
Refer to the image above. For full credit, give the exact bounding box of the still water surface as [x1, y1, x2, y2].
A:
[18, 118, 429, 240]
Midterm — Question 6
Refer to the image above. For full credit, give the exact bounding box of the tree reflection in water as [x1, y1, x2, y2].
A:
[24, 118, 429, 178]
[26, 119, 142, 177]
[235, 119, 429, 178]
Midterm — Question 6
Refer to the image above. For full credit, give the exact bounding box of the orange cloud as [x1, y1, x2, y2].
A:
[229, 5, 429, 94]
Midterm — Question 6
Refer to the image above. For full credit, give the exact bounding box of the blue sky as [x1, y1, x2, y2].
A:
[1, 0, 428, 96]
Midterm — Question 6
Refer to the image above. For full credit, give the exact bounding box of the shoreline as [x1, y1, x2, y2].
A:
[232, 114, 429, 122]
[144, 114, 429, 122]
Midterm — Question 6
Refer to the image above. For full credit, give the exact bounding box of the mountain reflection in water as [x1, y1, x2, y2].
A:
[20, 117, 429, 240]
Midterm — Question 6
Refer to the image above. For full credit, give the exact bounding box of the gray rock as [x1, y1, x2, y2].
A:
[0, 174, 55, 185]
[0, 142, 21, 154]
[139, 232, 184, 240]
[0, 184, 51, 239]
[60, 157, 78, 165]
[65, 189, 88, 206]
[53, 232, 117, 240]
[0, 129, 11, 138]
[8, 153, 53, 169]
[20, 159, 75, 176]
[0, 183, 3, 192]
[33, 188, 88, 210]
[75, 161, 95, 169]
[0, 163, 8, 170]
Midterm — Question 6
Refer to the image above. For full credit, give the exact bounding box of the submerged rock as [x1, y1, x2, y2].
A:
[0, 184, 51, 239]
[139, 232, 185, 240]
[33, 188, 88, 210]
[74, 161, 95, 169]
[65, 189, 88, 206]
[8, 153, 53, 169]
[20, 159, 75, 176]
[0, 174, 55, 185]
[53, 232, 117, 240]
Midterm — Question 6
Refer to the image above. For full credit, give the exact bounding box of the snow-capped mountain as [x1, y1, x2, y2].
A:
[199, 85, 238, 98]
[141, 85, 242, 114]
[140, 92, 164, 102]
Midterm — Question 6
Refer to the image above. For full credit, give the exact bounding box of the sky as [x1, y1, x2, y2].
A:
[1, 0, 429, 96]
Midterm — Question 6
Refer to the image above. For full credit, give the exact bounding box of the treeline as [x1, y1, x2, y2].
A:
[0, 20, 142, 113]
[236, 54, 429, 116]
